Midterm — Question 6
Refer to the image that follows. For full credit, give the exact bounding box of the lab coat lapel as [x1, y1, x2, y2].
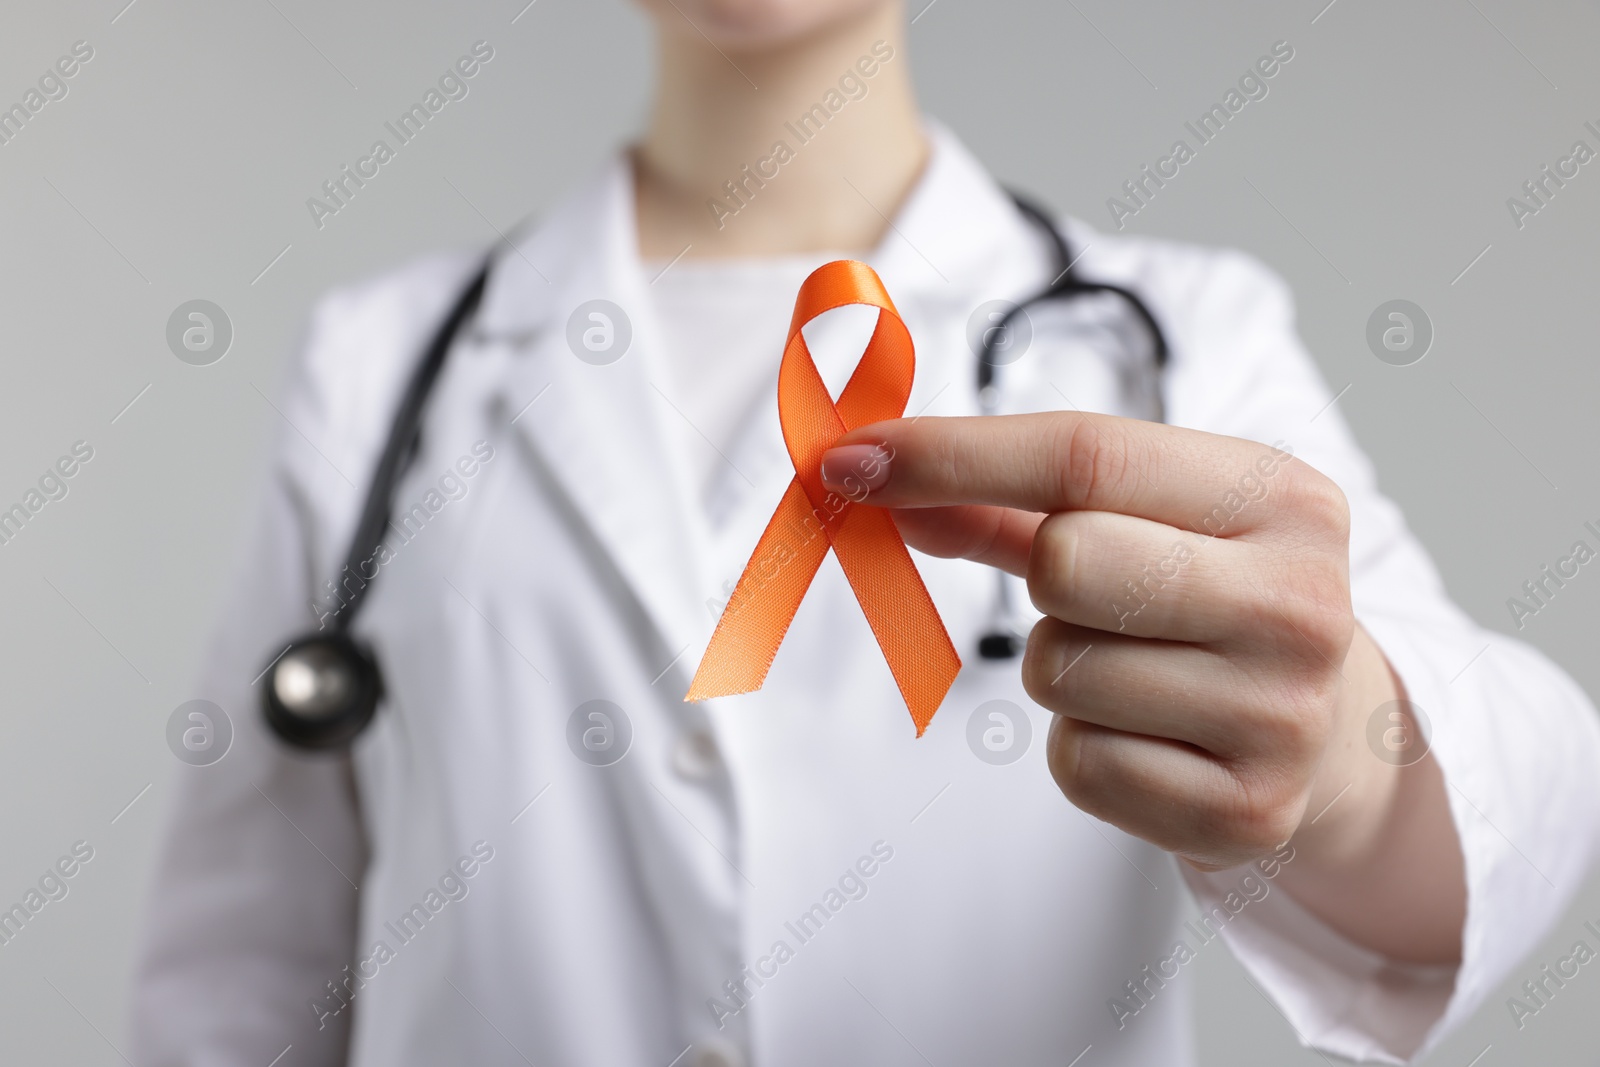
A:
[476, 159, 712, 674]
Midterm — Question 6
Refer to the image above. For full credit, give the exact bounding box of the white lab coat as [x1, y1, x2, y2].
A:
[131, 123, 1600, 1067]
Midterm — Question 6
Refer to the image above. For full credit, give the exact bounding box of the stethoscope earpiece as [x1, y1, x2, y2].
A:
[261, 632, 383, 750]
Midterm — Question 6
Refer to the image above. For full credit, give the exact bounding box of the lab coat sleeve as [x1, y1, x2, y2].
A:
[1158, 249, 1600, 1063]
[129, 303, 369, 1065]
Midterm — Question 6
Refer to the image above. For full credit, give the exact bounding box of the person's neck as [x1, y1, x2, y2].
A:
[634, 2, 926, 260]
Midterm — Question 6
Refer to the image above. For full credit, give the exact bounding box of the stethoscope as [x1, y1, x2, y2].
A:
[972, 193, 1169, 659]
[261, 191, 1169, 749]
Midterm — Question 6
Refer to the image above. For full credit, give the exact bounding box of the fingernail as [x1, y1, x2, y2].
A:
[820, 443, 892, 497]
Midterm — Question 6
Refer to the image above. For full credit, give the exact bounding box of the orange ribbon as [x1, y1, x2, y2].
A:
[685, 260, 961, 736]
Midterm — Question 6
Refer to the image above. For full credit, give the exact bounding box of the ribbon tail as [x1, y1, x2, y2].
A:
[831, 507, 962, 736]
[686, 479, 829, 702]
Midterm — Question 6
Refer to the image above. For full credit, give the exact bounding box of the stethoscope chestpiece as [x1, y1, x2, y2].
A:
[261, 631, 383, 750]
[976, 631, 1023, 660]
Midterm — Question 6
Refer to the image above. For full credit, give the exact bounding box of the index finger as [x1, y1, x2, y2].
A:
[818, 412, 1299, 535]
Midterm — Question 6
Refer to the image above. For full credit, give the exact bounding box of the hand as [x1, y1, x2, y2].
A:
[819, 412, 1463, 965]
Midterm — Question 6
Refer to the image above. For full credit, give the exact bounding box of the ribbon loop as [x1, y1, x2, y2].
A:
[686, 261, 961, 736]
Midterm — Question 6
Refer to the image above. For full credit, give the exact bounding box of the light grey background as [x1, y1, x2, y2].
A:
[1, 0, 1596, 1063]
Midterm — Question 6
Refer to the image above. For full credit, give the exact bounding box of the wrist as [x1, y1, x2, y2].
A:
[1274, 622, 1466, 964]
[1290, 623, 1405, 868]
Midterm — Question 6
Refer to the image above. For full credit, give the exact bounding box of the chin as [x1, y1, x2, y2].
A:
[636, 0, 893, 49]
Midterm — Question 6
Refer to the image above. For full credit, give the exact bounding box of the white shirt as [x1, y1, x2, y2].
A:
[129, 121, 1600, 1067]
[642, 254, 823, 523]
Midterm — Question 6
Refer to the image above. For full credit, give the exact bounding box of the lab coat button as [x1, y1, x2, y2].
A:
[692, 1039, 745, 1067]
[672, 729, 721, 781]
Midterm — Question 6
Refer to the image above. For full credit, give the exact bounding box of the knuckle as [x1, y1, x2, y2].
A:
[1059, 416, 1128, 511]
[1279, 565, 1354, 660]
[1241, 557, 1353, 665]
[1210, 767, 1304, 856]
[1277, 461, 1350, 540]
[1253, 673, 1338, 760]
